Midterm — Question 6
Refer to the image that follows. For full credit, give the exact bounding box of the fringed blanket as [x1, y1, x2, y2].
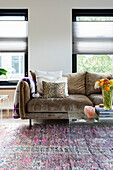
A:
[13, 78, 38, 119]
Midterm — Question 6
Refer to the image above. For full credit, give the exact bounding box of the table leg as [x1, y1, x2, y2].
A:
[6, 98, 9, 118]
[0, 102, 3, 120]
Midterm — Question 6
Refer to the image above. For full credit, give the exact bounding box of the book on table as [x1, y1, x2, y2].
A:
[98, 117, 113, 121]
[95, 105, 113, 121]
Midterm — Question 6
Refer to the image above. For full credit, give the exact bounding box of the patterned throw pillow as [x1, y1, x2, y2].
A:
[42, 81, 66, 98]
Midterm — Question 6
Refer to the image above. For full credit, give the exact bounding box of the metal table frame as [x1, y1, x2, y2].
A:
[0, 95, 9, 120]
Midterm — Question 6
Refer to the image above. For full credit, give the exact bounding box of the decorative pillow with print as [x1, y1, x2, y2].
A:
[42, 81, 66, 98]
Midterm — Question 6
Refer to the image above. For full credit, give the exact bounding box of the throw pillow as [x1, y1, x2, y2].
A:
[54, 77, 68, 96]
[63, 72, 86, 95]
[35, 70, 63, 78]
[36, 76, 59, 95]
[86, 72, 113, 95]
[36, 76, 68, 96]
[42, 81, 66, 98]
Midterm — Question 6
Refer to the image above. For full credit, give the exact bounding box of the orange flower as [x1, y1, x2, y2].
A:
[103, 79, 109, 85]
[104, 86, 110, 91]
[99, 80, 103, 87]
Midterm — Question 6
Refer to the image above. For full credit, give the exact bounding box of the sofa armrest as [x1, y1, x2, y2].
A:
[19, 81, 30, 119]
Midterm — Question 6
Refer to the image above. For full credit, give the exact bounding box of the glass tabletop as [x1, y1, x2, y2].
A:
[68, 111, 113, 124]
[0, 95, 9, 102]
[68, 111, 99, 124]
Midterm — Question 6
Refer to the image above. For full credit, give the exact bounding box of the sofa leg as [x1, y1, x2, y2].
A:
[29, 119, 32, 129]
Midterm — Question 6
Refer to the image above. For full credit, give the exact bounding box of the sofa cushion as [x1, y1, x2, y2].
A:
[88, 94, 103, 106]
[63, 72, 86, 94]
[88, 94, 113, 106]
[26, 94, 93, 113]
[86, 72, 112, 95]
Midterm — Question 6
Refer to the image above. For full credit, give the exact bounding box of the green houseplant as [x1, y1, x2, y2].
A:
[0, 68, 7, 76]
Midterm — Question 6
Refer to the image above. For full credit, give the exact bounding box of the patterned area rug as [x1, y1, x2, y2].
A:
[0, 123, 113, 169]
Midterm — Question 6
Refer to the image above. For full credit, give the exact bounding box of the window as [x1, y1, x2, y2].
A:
[11, 54, 24, 75]
[0, 9, 28, 86]
[72, 9, 113, 73]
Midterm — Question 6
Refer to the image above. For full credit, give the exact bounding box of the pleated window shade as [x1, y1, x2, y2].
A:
[0, 17, 28, 52]
[72, 22, 113, 54]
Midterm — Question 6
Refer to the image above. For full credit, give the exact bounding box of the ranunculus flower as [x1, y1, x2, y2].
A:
[104, 86, 110, 91]
[110, 79, 113, 86]
[94, 78, 112, 110]
[99, 79, 104, 87]
[103, 79, 109, 85]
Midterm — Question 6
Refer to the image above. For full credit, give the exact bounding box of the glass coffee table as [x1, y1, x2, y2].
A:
[0, 95, 9, 119]
[68, 110, 113, 124]
[68, 111, 99, 124]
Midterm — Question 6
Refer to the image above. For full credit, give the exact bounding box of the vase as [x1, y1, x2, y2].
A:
[102, 89, 112, 110]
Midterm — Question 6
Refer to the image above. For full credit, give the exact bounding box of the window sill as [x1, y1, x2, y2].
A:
[0, 86, 16, 89]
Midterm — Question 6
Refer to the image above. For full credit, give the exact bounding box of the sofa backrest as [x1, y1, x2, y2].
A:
[86, 72, 113, 95]
[63, 72, 86, 95]
[30, 70, 113, 96]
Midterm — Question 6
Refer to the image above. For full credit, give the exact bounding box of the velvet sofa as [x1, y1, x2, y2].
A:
[19, 71, 113, 128]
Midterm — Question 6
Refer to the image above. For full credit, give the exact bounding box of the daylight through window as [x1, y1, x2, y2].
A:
[0, 9, 28, 86]
[72, 9, 113, 73]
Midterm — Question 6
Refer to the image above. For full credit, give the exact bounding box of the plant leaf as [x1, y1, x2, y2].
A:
[0, 68, 7, 76]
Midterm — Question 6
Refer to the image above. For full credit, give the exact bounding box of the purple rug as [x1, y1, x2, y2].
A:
[0, 123, 113, 169]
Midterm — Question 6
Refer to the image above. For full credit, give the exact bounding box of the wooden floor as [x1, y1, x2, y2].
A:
[0, 110, 28, 124]
[2, 110, 13, 119]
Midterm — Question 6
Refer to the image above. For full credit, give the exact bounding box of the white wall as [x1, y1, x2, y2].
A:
[0, 0, 113, 73]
